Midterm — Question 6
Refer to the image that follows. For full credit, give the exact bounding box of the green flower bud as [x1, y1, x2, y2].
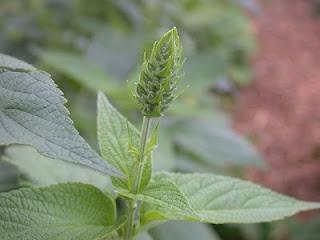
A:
[136, 27, 183, 117]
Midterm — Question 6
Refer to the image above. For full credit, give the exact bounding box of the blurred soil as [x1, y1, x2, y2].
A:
[233, 0, 320, 206]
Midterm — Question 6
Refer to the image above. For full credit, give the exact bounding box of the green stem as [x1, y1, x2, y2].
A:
[125, 201, 136, 240]
[125, 117, 152, 240]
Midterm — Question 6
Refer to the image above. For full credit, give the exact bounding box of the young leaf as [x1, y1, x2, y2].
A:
[98, 92, 153, 191]
[3, 145, 111, 190]
[140, 172, 320, 225]
[0, 183, 121, 240]
[0, 54, 121, 177]
[97, 92, 140, 175]
[145, 123, 159, 155]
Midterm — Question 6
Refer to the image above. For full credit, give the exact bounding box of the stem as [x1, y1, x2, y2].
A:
[125, 116, 152, 240]
[125, 201, 136, 240]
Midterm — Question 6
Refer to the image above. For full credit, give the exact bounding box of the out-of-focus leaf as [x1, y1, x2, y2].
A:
[182, 50, 228, 93]
[289, 217, 320, 240]
[230, 65, 252, 86]
[86, 28, 142, 80]
[39, 50, 118, 92]
[172, 119, 264, 168]
[169, 98, 230, 127]
[233, 0, 260, 13]
[150, 221, 220, 240]
[0, 162, 19, 192]
[136, 232, 154, 240]
[153, 128, 175, 171]
[3, 145, 111, 191]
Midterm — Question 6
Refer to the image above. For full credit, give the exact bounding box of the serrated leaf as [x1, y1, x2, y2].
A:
[97, 92, 139, 187]
[119, 176, 194, 224]
[150, 221, 220, 240]
[0, 183, 122, 240]
[140, 172, 320, 225]
[98, 92, 152, 191]
[0, 54, 121, 177]
[3, 145, 111, 190]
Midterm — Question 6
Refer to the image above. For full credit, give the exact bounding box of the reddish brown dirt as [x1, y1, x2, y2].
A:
[233, 0, 320, 206]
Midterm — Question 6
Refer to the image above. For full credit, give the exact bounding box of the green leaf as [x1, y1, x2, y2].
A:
[0, 183, 122, 240]
[145, 123, 159, 156]
[119, 175, 194, 224]
[150, 222, 220, 240]
[98, 92, 152, 191]
[0, 161, 19, 192]
[182, 50, 228, 93]
[136, 232, 154, 240]
[172, 119, 264, 169]
[140, 172, 320, 225]
[153, 129, 175, 171]
[39, 50, 118, 92]
[86, 28, 142, 80]
[3, 145, 111, 190]
[289, 216, 320, 240]
[98, 92, 139, 174]
[0, 53, 121, 177]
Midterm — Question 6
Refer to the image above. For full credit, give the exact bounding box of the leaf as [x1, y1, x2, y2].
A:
[136, 232, 154, 240]
[98, 92, 139, 174]
[140, 172, 320, 225]
[145, 123, 159, 156]
[182, 50, 228, 93]
[0, 183, 123, 240]
[119, 175, 195, 224]
[172, 119, 264, 169]
[150, 221, 220, 240]
[3, 145, 111, 190]
[152, 129, 175, 171]
[39, 50, 118, 92]
[0, 54, 121, 177]
[289, 216, 320, 240]
[0, 161, 19, 192]
[86, 28, 142, 80]
[98, 92, 151, 191]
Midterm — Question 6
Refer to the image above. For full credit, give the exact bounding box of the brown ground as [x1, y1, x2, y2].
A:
[233, 0, 320, 205]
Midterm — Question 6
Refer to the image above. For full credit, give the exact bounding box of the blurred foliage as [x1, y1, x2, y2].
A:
[150, 221, 221, 240]
[288, 217, 320, 240]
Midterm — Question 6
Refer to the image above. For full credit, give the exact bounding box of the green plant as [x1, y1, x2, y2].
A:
[0, 28, 319, 240]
